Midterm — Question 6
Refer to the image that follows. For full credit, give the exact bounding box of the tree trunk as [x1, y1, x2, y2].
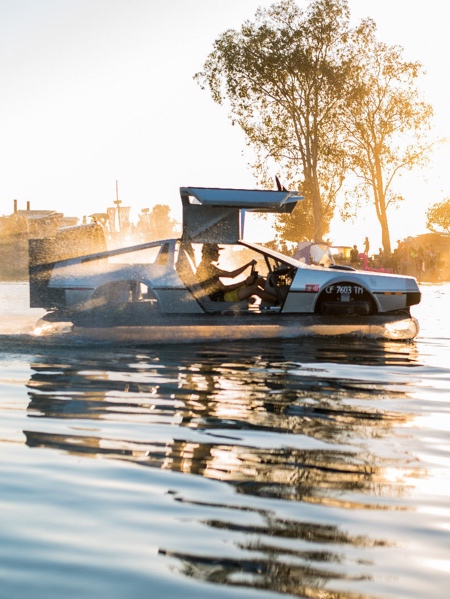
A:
[305, 176, 324, 242]
[373, 164, 391, 255]
[381, 223, 391, 255]
[378, 206, 391, 255]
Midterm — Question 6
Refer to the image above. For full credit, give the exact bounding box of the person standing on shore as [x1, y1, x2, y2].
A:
[364, 237, 370, 256]
[350, 244, 360, 268]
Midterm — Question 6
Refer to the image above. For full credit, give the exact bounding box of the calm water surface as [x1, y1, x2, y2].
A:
[1, 282, 449, 599]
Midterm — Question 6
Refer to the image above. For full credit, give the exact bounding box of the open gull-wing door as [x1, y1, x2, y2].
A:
[180, 187, 304, 244]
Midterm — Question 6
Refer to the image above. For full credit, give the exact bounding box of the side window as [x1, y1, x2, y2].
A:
[155, 243, 170, 265]
[110, 245, 165, 264]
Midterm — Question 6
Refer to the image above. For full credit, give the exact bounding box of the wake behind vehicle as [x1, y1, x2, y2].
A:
[29, 186, 421, 342]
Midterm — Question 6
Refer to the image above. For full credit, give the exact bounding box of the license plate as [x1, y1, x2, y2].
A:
[324, 284, 365, 295]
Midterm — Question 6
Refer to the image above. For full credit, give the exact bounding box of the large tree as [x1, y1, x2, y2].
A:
[341, 25, 434, 254]
[195, 0, 357, 242]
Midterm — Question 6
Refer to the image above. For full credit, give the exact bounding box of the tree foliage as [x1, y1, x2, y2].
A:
[426, 198, 450, 233]
[196, 0, 435, 251]
[274, 196, 318, 243]
[340, 27, 434, 253]
[195, 0, 354, 242]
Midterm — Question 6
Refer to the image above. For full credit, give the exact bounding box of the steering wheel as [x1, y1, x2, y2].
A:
[266, 267, 295, 301]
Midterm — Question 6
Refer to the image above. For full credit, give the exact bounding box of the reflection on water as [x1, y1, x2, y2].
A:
[21, 338, 428, 598]
[2, 283, 450, 598]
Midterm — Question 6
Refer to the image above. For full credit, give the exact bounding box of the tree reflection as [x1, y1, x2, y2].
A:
[158, 495, 389, 598]
[25, 342, 422, 503]
[24, 340, 423, 597]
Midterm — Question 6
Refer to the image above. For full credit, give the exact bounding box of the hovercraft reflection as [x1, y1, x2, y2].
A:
[29, 186, 421, 341]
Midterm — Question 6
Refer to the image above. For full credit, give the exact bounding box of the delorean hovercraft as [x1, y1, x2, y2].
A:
[29, 186, 421, 342]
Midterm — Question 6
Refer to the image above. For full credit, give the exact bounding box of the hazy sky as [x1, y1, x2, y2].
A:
[1, 0, 449, 247]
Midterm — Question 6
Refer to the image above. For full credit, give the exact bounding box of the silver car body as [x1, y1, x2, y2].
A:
[29, 187, 421, 338]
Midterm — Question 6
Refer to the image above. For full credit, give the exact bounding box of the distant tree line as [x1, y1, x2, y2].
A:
[426, 198, 450, 234]
[135, 203, 179, 241]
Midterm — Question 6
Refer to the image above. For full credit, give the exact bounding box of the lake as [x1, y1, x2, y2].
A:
[1, 282, 449, 598]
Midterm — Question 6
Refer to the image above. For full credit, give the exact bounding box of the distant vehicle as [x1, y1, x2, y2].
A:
[328, 245, 353, 266]
[29, 186, 421, 342]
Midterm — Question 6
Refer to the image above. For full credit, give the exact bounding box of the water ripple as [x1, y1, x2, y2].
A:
[2, 283, 450, 598]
